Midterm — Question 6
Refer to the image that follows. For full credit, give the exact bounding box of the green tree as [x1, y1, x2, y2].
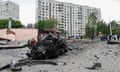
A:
[96, 20, 110, 35]
[108, 20, 120, 35]
[35, 19, 57, 29]
[88, 12, 97, 26]
[85, 24, 92, 38]
[115, 25, 120, 36]
[0, 19, 8, 29]
[109, 20, 118, 34]
[12, 20, 24, 28]
[0, 19, 24, 29]
[85, 12, 97, 38]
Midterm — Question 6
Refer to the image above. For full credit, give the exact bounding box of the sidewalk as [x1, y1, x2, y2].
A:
[0, 41, 28, 49]
[82, 38, 99, 43]
[67, 38, 99, 43]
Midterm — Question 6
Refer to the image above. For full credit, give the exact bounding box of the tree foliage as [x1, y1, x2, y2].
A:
[88, 12, 97, 26]
[35, 19, 57, 29]
[12, 20, 23, 28]
[96, 20, 110, 35]
[96, 20, 120, 36]
[0, 19, 24, 29]
[85, 24, 94, 38]
[85, 12, 97, 38]
[108, 20, 120, 35]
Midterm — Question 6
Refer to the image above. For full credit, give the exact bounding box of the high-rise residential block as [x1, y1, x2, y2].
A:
[36, 0, 101, 37]
[0, 1, 19, 20]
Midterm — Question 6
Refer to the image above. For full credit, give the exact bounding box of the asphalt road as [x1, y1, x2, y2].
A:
[0, 41, 120, 72]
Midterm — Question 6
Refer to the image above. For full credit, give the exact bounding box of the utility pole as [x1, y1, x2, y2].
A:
[8, 17, 12, 29]
[110, 23, 112, 35]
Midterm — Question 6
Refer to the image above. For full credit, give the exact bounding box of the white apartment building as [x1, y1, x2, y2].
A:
[36, 0, 101, 37]
[0, 1, 19, 20]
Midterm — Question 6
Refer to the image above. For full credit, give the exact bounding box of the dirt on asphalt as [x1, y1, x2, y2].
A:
[0, 41, 120, 72]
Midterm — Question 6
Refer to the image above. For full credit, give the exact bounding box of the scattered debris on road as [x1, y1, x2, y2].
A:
[0, 59, 57, 71]
[86, 62, 102, 70]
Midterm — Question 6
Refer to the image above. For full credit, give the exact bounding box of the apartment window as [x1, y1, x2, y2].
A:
[52, 15, 54, 18]
[78, 17, 82, 19]
[42, 8, 44, 10]
[39, 1, 41, 3]
[58, 24, 63, 25]
[46, 8, 48, 10]
[61, 16, 64, 17]
[62, 20, 64, 23]
[38, 16, 41, 19]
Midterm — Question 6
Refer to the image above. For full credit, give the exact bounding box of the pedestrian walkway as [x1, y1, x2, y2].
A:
[67, 38, 99, 43]
[0, 41, 28, 49]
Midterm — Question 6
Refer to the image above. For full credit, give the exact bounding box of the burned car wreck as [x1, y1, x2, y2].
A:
[26, 30, 69, 59]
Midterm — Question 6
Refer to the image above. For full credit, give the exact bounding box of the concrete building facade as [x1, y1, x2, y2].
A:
[36, 0, 101, 37]
[0, 1, 19, 20]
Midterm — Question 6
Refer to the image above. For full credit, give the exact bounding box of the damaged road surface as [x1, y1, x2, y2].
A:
[1, 41, 120, 72]
[85, 62, 102, 70]
[0, 59, 57, 71]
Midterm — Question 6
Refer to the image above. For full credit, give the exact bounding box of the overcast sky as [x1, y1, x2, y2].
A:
[3, 0, 120, 25]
